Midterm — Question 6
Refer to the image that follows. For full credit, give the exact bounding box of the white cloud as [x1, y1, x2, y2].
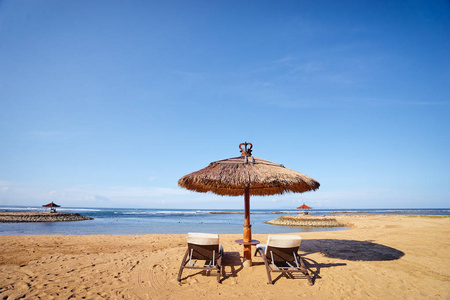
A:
[0, 180, 11, 192]
[31, 131, 62, 136]
[0, 181, 442, 210]
[29, 130, 87, 141]
[0, 182, 192, 208]
[273, 55, 296, 64]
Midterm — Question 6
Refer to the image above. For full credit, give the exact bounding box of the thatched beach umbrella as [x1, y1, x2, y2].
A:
[297, 203, 313, 210]
[297, 203, 313, 215]
[42, 201, 60, 213]
[178, 142, 320, 265]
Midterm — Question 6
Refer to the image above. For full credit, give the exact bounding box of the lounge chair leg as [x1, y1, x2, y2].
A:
[217, 266, 221, 283]
[257, 248, 273, 284]
[299, 256, 313, 286]
[177, 249, 189, 282]
[217, 254, 222, 283]
[306, 275, 313, 286]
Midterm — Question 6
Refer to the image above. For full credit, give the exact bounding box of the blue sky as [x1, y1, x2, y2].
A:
[1, 0, 449, 209]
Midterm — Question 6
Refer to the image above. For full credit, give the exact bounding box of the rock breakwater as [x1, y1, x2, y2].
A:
[0, 212, 93, 223]
[267, 215, 345, 227]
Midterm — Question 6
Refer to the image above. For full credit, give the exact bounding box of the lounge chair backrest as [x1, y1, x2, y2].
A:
[187, 233, 220, 261]
[187, 232, 219, 245]
[256, 234, 312, 285]
[265, 235, 302, 260]
[267, 235, 302, 249]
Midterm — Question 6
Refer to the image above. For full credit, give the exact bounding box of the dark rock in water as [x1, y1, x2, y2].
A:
[0, 212, 93, 223]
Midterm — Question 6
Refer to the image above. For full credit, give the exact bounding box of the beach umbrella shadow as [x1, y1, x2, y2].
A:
[220, 252, 244, 282]
[299, 257, 347, 285]
[300, 239, 405, 261]
[296, 239, 404, 285]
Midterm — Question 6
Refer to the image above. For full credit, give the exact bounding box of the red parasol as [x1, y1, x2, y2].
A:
[42, 202, 61, 213]
[296, 203, 312, 210]
[42, 202, 61, 208]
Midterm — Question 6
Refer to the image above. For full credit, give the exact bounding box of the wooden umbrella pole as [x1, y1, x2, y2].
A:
[243, 186, 252, 262]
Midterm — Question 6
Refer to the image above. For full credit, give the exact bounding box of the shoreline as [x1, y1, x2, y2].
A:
[329, 210, 448, 214]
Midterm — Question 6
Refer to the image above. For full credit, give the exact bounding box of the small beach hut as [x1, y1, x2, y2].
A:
[42, 202, 60, 213]
[297, 203, 313, 215]
[178, 142, 320, 266]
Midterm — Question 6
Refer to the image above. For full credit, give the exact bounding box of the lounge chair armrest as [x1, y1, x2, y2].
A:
[256, 244, 266, 254]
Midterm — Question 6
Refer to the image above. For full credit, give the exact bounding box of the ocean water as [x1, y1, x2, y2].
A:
[0, 206, 448, 235]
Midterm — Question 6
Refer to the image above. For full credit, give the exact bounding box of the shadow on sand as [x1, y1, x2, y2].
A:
[177, 251, 244, 283]
[298, 239, 405, 284]
[220, 251, 244, 282]
[178, 240, 404, 284]
[300, 239, 405, 261]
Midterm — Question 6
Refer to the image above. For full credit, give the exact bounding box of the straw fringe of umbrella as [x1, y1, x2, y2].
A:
[178, 156, 320, 196]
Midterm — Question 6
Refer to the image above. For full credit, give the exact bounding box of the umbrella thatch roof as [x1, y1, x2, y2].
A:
[178, 155, 320, 196]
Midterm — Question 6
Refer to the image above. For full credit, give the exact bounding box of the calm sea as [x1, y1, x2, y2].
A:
[0, 206, 448, 235]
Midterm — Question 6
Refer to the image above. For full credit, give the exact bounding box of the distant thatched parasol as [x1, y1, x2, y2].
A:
[42, 201, 60, 213]
[178, 142, 320, 265]
[297, 203, 313, 215]
[297, 203, 313, 210]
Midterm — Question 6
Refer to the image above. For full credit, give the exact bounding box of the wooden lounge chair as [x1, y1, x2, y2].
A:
[255, 235, 313, 285]
[177, 232, 223, 283]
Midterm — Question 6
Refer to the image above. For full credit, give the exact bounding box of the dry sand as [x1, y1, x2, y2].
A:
[0, 215, 449, 299]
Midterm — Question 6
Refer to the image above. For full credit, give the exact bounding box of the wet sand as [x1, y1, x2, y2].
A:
[0, 215, 449, 299]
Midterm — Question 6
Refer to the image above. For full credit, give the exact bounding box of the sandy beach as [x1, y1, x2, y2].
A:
[1, 215, 449, 299]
